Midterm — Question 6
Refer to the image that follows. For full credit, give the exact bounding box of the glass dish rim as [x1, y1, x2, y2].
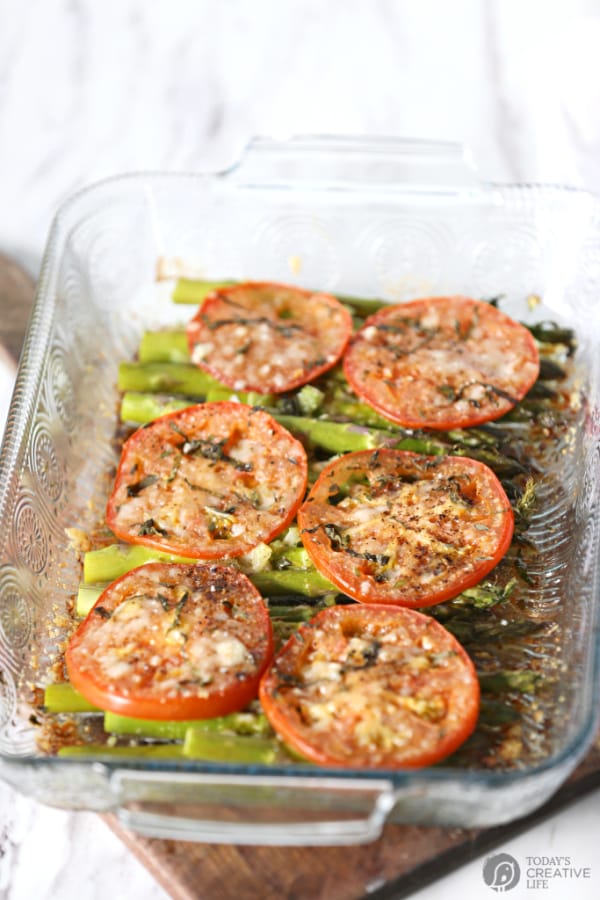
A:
[1, 160, 599, 795]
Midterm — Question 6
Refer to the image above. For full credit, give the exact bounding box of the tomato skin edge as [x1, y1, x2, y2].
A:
[106, 401, 308, 560]
[343, 297, 541, 431]
[66, 563, 274, 721]
[259, 604, 480, 769]
[187, 281, 353, 394]
[297, 448, 515, 608]
[67, 664, 269, 721]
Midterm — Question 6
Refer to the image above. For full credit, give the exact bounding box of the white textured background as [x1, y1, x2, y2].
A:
[0, 1, 599, 898]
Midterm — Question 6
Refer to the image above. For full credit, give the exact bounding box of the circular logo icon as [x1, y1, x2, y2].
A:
[483, 853, 521, 892]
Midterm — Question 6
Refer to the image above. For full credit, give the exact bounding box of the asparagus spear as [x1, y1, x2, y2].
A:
[170, 278, 385, 319]
[273, 414, 397, 454]
[120, 391, 400, 453]
[76, 583, 105, 617]
[118, 361, 220, 396]
[443, 579, 517, 610]
[323, 398, 401, 431]
[59, 735, 282, 765]
[120, 392, 192, 425]
[46, 660, 538, 721]
[139, 330, 190, 364]
[138, 328, 570, 383]
[183, 728, 283, 764]
[204, 386, 276, 406]
[58, 743, 184, 759]
[82, 544, 336, 596]
[477, 699, 520, 726]
[44, 683, 100, 713]
[172, 278, 235, 305]
[527, 321, 577, 353]
[439, 616, 544, 643]
[250, 568, 336, 597]
[84, 543, 195, 584]
[477, 670, 543, 694]
[270, 546, 312, 569]
[120, 390, 528, 477]
[538, 358, 566, 381]
[104, 710, 272, 739]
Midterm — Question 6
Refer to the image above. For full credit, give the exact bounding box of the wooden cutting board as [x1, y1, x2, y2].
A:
[0, 252, 36, 361]
[104, 735, 600, 900]
[1, 254, 599, 900]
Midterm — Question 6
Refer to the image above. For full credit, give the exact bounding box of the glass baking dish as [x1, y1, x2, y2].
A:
[0, 136, 599, 845]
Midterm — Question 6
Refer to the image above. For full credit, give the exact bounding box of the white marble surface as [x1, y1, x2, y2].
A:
[1, 0, 600, 897]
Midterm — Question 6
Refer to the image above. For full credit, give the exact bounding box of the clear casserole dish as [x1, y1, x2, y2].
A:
[0, 136, 599, 845]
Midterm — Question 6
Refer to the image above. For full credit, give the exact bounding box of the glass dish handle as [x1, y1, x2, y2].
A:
[227, 134, 484, 194]
[111, 769, 397, 845]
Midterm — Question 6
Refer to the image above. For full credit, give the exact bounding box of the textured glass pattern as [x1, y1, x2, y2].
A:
[0, 138, 599, 835]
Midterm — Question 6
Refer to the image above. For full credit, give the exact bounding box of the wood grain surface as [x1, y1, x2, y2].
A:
[105, 734, 600, 900]
[0, 253, 35, 361]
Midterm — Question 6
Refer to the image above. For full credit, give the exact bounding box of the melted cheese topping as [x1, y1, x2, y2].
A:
[344, 296, 540, 428]
[299, 449, 513, 605]
[108, 403, 307, 559]
[264, 606, 479, 767]
[187, 283, 351, 393]
[67, 563, 271, 706]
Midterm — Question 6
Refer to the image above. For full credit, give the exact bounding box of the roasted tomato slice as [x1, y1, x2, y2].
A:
[259, 604, 479, 768]
[66, 563, 273, 719]
[186, 281, 352, 393]
[106, 402, 307, 559]
[343, 296, 540, 429]
[297, 449, 513, 607]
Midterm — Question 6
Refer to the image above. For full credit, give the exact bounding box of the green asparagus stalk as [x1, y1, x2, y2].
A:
[274, 414, 398, 454]
[84, 543, 195, 584]
[76, 583, 105, 617]
[105, 710, 272, 740]
[478, 698, 520, 726]
[119, 391, 527, 477]
[138, 328, 569, 387]
[444, 579, 517, 610]
[251, 568, 336, 597]
[527, 321, 576, 352]
[270, 546, 312, 569]
[449, 446, 527, 477]
[538, 358, 566, 381]
[139, 330, 190, 364]
[439, 616, 543, 644]
[58, 743, 184, 759]
[446, 428, 499, 448]
[392, 437, 446, 456]
[183, 728, 283, 764]
[78, 581, 337, 619]
[83, 544, 336, 597]
[44, 683, 100, 713]
[118, 362, 220, 396]
[477, 670, 543, 694]
[170, 278, 386, 320]
[120, 392, 192, 425]
[204, 387, 276, 406]
[335, 294, 387, 317]
[324, 398, 400, 431]
[120, 391, 398, 453]
[527, 382, 557, 400]
[292, 384, 325, 416]
[269, 606, 319, 623]
[172, 278, 235, 305]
